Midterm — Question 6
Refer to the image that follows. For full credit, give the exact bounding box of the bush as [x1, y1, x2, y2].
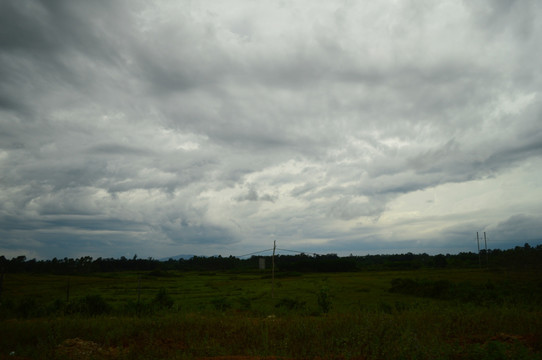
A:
[317, 286, 332, 313]
[152, 288, 174, 310]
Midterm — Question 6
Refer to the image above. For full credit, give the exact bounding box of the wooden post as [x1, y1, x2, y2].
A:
[137, 275, 142, 306]
[66, 278, 70, 303]
[272, 240, 276, 299]
[0, 267, 4, 300]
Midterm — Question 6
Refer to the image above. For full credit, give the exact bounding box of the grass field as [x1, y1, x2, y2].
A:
[1, 268, 541, 359]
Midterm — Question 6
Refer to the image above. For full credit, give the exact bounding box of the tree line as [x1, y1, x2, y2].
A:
[1, 243, 541, 274]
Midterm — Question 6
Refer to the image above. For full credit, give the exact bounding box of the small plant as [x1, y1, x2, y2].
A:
[317, 285, 332, 313]
[152, 288, 174, 310]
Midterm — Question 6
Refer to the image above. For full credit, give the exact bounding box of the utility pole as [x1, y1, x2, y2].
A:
[272, 240, 276, 299]
[137, 275, 142, 306]
[66, 278, 70, 303]
[0, 267, 4, 300]
[484, 232, 488, 268]
[477, 232, 481, 269]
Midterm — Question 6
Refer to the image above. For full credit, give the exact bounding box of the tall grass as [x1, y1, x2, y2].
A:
[1, 304, 541, 359]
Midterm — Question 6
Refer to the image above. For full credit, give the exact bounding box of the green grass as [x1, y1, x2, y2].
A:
[3, 268, 535, 313]
[1, 268, 541, 359]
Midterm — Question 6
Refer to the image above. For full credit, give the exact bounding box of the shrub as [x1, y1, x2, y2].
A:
[152, 288, 174, 310]
[317, 286, 332, 313]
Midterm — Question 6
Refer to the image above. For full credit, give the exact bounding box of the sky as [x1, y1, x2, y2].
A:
[1, 0, 542, 260]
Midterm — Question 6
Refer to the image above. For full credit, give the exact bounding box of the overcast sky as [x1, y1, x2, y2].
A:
[1, 0, 541, 260]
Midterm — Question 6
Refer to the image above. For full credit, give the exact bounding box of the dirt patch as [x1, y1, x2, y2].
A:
[55, 338, 126, 360]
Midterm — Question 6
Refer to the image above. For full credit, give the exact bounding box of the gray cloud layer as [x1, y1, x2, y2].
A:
[1, 0, 541, 259]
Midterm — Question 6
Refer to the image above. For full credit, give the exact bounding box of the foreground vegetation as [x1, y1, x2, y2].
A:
[2, 306, 541, 360]
[1, 250, 541, 359]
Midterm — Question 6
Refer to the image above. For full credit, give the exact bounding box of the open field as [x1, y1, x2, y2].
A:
[1, 268, 541, 359]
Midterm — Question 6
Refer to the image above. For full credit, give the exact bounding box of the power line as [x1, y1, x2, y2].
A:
[236, 249, 274, 258]
[236, 247, 324, 258]
[276, 248, 321, 256]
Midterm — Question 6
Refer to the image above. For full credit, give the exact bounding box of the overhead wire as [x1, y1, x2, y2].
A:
[235, 247, 324, 258]
[236, 249, 274, 258]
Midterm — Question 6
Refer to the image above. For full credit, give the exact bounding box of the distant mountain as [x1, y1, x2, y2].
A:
[159, 254, 195, 261]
